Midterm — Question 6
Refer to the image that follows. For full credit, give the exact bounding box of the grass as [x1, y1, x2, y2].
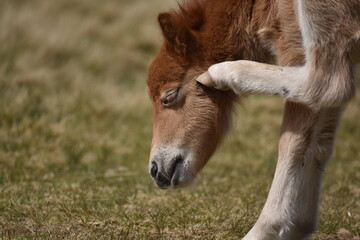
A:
[0, 0, 359, 239]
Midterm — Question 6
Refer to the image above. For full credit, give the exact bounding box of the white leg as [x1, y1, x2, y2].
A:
[242, 103, 343, 240]
[197, 60, 311, 105]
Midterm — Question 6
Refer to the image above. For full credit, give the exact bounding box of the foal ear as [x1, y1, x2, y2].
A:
[158, 12, 199, 57]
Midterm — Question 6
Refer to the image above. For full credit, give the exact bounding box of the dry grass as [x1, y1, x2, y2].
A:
[0, 0, 359, 239]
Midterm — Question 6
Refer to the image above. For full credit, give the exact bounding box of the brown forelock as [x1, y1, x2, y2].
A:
[147, 46, 186, 102]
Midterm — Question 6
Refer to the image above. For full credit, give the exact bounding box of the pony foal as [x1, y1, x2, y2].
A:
[147, 0, 359, 239]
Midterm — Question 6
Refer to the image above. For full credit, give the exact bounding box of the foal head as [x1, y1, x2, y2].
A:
[147, 0, 272, 188]
[148, 50, 235, 188]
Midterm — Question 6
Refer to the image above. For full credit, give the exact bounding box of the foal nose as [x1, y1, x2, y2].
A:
[150, 161, 158, 179]
[149, 155, 184, 188]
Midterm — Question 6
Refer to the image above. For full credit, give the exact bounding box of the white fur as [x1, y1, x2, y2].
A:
[208, 61, 308, 103]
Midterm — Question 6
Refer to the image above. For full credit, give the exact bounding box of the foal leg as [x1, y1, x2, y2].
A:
[197, 56, 354, 111]
[242, 103, 344, 240]
[197, 60, 306, 100]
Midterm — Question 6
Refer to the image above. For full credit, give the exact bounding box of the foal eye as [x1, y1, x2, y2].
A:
[162, 88, 180, 106]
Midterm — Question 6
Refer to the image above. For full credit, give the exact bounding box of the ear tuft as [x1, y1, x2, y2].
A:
[158, 11, 198, 57]
[157, 1, 206, 57]
[158, 13, 174, 36]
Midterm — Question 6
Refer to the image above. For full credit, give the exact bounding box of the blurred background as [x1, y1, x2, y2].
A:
[0, 0, 359, 239]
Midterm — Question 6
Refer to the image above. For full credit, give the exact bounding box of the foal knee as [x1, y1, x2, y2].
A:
[302, 71, 355, 110]
[320, 76, 354, 108]
[301, 46, 356, 110]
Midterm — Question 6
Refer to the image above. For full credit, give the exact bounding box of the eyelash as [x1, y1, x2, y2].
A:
[162, 88, 180, 106]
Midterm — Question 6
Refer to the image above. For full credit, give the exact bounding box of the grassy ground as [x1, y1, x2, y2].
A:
[0, 0, 359, 239]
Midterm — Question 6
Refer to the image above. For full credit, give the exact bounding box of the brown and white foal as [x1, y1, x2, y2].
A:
[147, 0, 360, 239]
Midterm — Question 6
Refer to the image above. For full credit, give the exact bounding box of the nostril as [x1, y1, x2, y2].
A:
[169, 155, 184, 177]
[175, 155, 184, 165]
[174, 155, 184, 165]
[150, 161, 158, 179]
